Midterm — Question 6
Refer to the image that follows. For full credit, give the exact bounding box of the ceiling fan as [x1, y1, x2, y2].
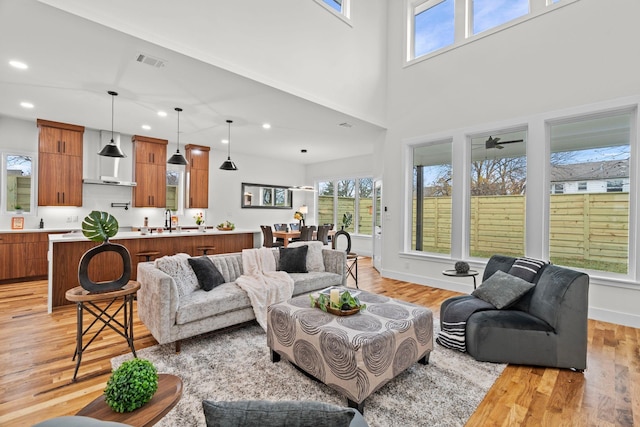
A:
[485, 136, 524, 149]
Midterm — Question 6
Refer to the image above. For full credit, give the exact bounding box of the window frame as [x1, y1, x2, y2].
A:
[316, 176, 374, 237]
[314, 0, 352, 26]
[1, 150, 37, 216]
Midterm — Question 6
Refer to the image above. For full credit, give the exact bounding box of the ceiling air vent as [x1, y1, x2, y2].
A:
[135, 53, 167, 68]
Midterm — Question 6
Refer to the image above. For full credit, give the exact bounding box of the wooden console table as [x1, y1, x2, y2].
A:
[65, 281, 140, 381]
[77, 373, 183, 426]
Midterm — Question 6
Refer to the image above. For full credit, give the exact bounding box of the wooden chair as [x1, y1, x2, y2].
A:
[273, 223, 288, 244]
[261, 225, 284, 248]
[316, 225, 331, 245]
[299, 225, 316, 241]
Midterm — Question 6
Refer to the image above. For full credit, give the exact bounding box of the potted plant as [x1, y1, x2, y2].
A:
[104, 358, 158, 413]
[78, 211, 131, 292]
[14, 205, 23, 214]
[341, 212, 353, 230]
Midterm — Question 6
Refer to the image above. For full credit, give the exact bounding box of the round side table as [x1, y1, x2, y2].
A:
[442, 269, 479, 290]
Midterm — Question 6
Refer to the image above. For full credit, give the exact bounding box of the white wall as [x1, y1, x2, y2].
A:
[39, 0, 389, 127]
[381, 0, 640, 327]
[0, 116, 306, 233]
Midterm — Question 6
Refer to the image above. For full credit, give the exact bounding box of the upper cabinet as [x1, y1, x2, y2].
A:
[185, 144, 210, 209]
[132, 135, 167, 208]
[37, 119, 84, 206]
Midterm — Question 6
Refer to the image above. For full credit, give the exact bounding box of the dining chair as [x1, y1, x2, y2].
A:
[273, 223, 288, 244]
[261, 225, 284, 248]
[289, 223, 300, 231]
[316, 224, 331, 245]
[299, 225, 316, 241]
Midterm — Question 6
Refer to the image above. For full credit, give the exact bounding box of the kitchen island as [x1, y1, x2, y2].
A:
[47, 228, 259, 312]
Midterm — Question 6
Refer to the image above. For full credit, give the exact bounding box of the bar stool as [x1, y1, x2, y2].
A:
[346, 253, 359, 288]
[136, 251, 160, 262]
[197, 246, 216, 255]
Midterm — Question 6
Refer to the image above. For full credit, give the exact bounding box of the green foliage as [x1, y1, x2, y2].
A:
[309, 289, 366, 312]
[104, 358, 158, 413]
[341, 212, 353, 228]
[82, 211, 119, 242]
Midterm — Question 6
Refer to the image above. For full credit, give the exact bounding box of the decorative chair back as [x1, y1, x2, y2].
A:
[332, 229, 352, 253]
[273, 223, 288, 231]
[316, 225, 331, 245]
[299, 225, 316, 241]
[261, 225, 281, 247]
[289, 222, 300, 231]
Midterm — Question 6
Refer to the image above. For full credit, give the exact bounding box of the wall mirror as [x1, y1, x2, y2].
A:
[3, 152, 35, 214]
[242, 182, 292, 209]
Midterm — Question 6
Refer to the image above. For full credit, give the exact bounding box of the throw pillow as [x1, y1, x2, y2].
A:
[472, 270, 535, 309]
[287, 241, 325, 272]
[187, 256, 226, 291]
[154, 253, 199, 297]
[508, 257, 547, 283]
[202, 400, 355, 427]
[278, 246, 308, 273]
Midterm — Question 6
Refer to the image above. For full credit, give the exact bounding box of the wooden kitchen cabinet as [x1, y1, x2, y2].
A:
[0, 232, 51, 282]
[37, 119, 84, 206]
[132, 135, 167, 207]
[185, 144, 210, 208]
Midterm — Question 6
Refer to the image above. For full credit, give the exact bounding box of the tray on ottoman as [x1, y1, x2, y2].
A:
[267, 288, 433, 413]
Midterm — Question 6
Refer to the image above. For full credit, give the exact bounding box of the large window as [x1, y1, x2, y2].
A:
[317, 177, 373, 235]
[469, 130, 527, 258]
[315, 0, 350, 21]
[413, 0, 454, 58]
[2, 152, 34, 214]
[411, 141, 452, 254]
[549, 111, 632, 274]
[472, 0, 528, 35]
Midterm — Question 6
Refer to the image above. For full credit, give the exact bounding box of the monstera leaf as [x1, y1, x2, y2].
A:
[82, 211, 119, 242]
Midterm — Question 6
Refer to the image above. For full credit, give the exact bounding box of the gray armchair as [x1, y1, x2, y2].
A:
[440, 255, 589, 371]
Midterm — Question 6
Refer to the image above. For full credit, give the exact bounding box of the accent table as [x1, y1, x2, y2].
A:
[442, 269, 480, 290]
[76, 373, 183, 426]
[65, 281, 140, 381]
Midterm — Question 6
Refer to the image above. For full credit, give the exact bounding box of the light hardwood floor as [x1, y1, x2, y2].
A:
[0, 258, 638, 426]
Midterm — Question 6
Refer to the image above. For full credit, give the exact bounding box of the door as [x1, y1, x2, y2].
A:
[372, 179, 382, 272]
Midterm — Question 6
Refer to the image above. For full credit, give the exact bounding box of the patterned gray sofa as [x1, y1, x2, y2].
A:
[137, 246, 346, 351]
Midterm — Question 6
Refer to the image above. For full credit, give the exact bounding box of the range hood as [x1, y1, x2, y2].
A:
[83, 130, 137, 187]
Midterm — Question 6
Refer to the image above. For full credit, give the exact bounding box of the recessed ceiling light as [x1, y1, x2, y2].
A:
[142, 124, 151, 130]
[157, 111, 167, 117]
[262, 123, 271, 129]
[301, 149, 307, 153]
[9, 60, 28, 70]
[221, 139, 229, 144]
[20, 102, 34, 109]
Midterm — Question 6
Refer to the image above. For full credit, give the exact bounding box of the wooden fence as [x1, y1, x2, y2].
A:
[317, 196, 373, 235]
[413, 193, 629, 271]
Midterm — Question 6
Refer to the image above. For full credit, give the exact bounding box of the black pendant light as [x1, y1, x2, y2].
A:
[167, 107, 188, 165]
[98, 91, 126, 158]
[219, 119, 238, 171]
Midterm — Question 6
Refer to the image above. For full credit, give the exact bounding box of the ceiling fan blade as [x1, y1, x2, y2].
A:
[485, 136, 523, 149]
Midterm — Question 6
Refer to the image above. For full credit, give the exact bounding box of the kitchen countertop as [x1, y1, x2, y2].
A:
[0, 227, 81, 233]
[49, 228, 260, 242]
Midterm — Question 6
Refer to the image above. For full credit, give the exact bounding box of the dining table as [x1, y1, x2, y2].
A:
[272, 229, 335, 247]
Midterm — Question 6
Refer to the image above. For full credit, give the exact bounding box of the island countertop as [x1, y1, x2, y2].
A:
[49, 228, 259, 242]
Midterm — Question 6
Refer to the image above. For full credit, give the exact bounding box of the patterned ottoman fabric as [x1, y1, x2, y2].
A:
[267, 288, 433, 407]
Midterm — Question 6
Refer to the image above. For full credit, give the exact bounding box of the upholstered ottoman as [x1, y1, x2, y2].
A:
[267, 289, 433, 412]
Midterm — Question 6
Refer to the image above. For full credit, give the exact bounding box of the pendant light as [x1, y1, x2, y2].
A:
[167, 107, 188, 165]
[98, 91, 126, 158]
[219, 119, 238, 171]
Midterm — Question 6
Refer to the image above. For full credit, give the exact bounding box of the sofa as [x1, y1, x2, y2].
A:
[137, 243, 347, 350]
[439, 254, 589, 371]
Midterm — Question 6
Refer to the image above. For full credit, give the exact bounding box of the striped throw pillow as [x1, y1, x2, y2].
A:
[507, 257, 547, 283]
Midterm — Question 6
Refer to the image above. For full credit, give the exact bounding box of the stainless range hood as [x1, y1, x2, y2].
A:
[83, 130, 137, 187]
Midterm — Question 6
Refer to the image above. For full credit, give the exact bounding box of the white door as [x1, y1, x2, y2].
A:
[372, 180, 382, 271]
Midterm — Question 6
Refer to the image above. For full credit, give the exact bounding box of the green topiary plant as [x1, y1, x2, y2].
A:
[104, 358, 158, 413]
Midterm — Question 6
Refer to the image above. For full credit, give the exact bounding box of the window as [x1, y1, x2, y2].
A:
[411, 141, 452, 254]
[552, 183, 564, 194]
[323, 0, 342, 13]
[549, 111, 632, 274]
[472, 0, 529, 35]
[317, 177, 373, 235]
[578, 182, 587, 191]
[315, 0, 350, 21]
[413, 0, 455, 58]
[470, 130, 527, 258]
[3, 152, 35, 214]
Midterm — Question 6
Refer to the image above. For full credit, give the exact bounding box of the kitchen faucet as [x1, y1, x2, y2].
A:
[165, 209, 172, 233]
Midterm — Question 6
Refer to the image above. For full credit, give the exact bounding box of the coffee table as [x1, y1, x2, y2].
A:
[267, 288, 433, 413]
[76, 373, 182, 426]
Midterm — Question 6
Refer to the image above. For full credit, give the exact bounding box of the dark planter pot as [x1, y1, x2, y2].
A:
[78, 241, 132, 293]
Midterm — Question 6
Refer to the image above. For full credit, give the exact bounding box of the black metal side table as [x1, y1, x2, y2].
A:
[442, 269, 480, 290]
[65, 281, 140, 381]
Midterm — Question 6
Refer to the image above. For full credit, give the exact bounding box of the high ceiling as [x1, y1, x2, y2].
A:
[0, 0, 385, 164]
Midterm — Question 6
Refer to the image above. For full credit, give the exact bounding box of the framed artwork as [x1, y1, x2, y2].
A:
[11, 217, 24, 230]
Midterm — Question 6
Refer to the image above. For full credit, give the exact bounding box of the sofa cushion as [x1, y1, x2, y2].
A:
[155, 253, 199, 297]
[278, 246, 308, 273]
[287, 241, 326, 272]
[202, 400, 355, 427]
[208, 254, 244, 283]
[289, 271, 343, 295]
[508, 257, 547, 282]
[175, 283, 252, 325]
[188, 256, 225, 291]
[472, 270, 535, 309]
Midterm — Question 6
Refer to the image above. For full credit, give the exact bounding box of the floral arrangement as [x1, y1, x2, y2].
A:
[194, 212, 204, 225]
[293, 211, 304, 221]
[217, 220, 235, 230]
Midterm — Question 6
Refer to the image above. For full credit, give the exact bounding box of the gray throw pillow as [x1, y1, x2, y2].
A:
[507, 257, 547, 282]
[472, 270, 535, 309]
[202, 400, 355, 427]
[278, 246, 308, 273]
[187, 256, 225, 291]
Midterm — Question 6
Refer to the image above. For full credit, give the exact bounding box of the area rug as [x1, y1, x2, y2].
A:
[112, 322, 505, 427]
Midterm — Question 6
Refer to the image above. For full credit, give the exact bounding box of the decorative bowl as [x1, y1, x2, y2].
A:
[217, 227, 234, 231]
[315, 302, 361, 316]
